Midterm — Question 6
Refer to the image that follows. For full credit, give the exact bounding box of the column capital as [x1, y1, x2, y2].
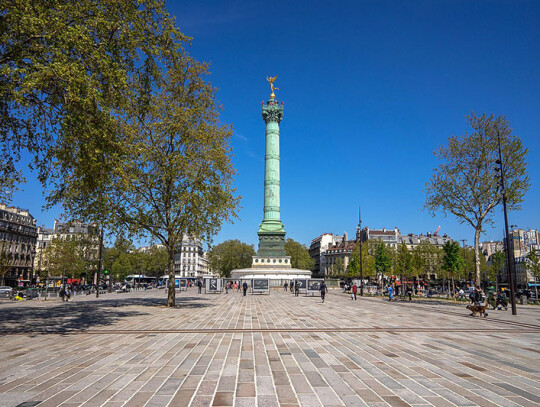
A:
[262, 102, 283, 124]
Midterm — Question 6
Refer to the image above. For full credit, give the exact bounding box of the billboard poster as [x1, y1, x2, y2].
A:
[179, 278, 187, 290]
[205, 278, 221, 293]
[307, 279, 323, 293]
[294, 279, 307, 291]
[252, 279, 270, 294]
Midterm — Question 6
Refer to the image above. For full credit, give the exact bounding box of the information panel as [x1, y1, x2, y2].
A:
[293, 279, 308, 293]
[307, 279, 323, 295]
[205, 277, 222, 293]
[179, 278, 188, 291]
[252, 278, 270, 295]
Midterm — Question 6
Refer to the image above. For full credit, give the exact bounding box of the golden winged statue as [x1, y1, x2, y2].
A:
[266, 75, 279, 97]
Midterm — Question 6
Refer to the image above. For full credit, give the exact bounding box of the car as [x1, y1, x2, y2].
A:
[0, 286, 13, 297]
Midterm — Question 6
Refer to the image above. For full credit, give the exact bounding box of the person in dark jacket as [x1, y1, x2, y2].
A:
[242, 281, 248, 296]
[320, 280, 328, 303]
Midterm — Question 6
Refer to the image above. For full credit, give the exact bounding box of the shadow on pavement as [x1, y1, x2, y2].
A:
[0, 296, 211, 336]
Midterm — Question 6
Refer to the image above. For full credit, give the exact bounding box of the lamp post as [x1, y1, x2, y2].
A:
[358, 209, 364, 296]
[495, 131, 517, 315]
[96, 227, 104, 298]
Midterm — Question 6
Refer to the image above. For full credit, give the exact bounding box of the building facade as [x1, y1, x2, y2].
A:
[309, 233, 344, 277]
[174, 235, 210, 278]
[0, 204, 38, 286]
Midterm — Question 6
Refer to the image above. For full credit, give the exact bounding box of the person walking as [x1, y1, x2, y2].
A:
[320, 280, 328, 303]
[197, 279, 202, 294]
[242, 281, 248, 296]
[406, 285, 413, 302]
[387, 285, 394, 302]
[294, 281, 300, 297]
[284, 282, 288, 292]
[351, 283, 357, 300]
[59, 286, 66, 302]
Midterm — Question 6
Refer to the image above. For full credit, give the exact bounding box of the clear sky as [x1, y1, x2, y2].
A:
[11, 0, 540, 249]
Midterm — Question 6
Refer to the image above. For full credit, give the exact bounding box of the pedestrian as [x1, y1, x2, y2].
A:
[387, 285, 394, 302]
[66, 287, 71, 301]
[59, 287, 66, 302]
[351, 283, 357, 300]
[284, 282, 288, 292]
[320, 280, 328, 303]
[290, 280, 293, 292]
[294, 281, 300, 297]
[242, 281, 248, 296]
[406, 286, 412, 302]
[197, 279, 202, 294]
[470, 287, 481, 306]
[225, 282, 229, 294]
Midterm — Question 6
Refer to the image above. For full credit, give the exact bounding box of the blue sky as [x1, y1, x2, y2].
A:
[12, 0, 540, 248]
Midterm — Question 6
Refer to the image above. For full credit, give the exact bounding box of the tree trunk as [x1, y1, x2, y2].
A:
[452, 276, 455, 294]
[474, 227, 481, 286]
[167, 245, 176, 307]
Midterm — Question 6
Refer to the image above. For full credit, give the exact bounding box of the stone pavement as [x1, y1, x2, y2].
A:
[0, 288, 539, 407]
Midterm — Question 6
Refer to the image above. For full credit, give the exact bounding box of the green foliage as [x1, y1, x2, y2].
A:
[374, 242, 392, 279]
[395, 243, 413, 279]
[334, 258, 345, 275]
[284, 239, 314, 271]
[411, 240, 442, 278]
[208, 240, 255, 278]
[441, 241, 465, 279]
[0, 239, 17, 285]
[44, 236, 91, 280]
[488, 250, 505, 283]
[525, 251, 540, 278]
[425, 113, 530, 283]
[1, 0, 187, 204]
[49, 44, 240, 307]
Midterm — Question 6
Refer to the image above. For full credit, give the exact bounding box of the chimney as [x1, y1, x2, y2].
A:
[344, 232, 348, 242]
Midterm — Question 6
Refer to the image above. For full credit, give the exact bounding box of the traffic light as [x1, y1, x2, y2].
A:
[103, 270, 108, 275]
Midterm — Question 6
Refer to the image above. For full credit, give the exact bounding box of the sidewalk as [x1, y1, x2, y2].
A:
[1, 288, 539, 406]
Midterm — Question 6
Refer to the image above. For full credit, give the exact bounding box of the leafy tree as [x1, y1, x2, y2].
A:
[361, 240, 377, 281]
[208, 240, 255, 278]
[395, 243, 413, 295]
[104, 238, 137, 282]
[141, 246, 168, 277]
[374, 242, 392, 286]
[334, 258, 345, 276]
[0, 239, 17, 286]
[51, 53, 240, 307]
[489, 250, 506, 292]
[425, 113, 530, 284]
[441, 241, 465, 292]
[284, 239, 314, 271]
[44, 237, 88, 284]
[525, 251, 540, 303]
[0, 0, 185, 204]
[412, 240, 443, 280]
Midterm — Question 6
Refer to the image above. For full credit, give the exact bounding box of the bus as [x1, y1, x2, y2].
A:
[124, 275, 157, 287]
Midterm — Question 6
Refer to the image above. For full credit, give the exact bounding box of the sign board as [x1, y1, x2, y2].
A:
[307, 279, 323, 294]
[179, 278, 188, 291]
[293, 279, 308, 293]
[252, 278, 270, 295]
[205, 278, 222, 293]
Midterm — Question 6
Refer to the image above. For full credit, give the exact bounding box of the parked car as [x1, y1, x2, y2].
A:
[0, 286, 13, 297]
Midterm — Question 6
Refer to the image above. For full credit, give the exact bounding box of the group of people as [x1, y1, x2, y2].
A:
[283, 280, 328, 302]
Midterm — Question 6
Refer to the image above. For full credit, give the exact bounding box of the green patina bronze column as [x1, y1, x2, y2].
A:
[258, 76, 286, 256]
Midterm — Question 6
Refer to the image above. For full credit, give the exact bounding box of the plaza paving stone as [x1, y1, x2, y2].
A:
[0, 288, 539, 407]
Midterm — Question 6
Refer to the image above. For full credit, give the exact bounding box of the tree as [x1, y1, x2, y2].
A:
[395, 243, 413, 296]
[44, 237, 89, 284]
[284, 239, 314, 271]
[374, 242, 392, 287]
[141, 246, 168, 277]
[0, 239, 16, 286]
[334, 258, 345, 276]
[1, 0, 185, 204]
[441, 241, 465, 293]
[525, 251, 540, 303]
[48, 51, 240, 307]
[425, 113, 530, 284]
[208, 240, 255, 278]
[489, 250, 506, 293]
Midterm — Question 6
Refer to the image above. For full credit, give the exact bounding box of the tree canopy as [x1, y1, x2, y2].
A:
[425, 113, 529, 284]
[1, 0, 186, 203]
[208, 240, 255, 278]
[284, 239, 314, 271]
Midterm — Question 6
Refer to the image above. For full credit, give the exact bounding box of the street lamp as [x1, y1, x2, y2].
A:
[495, 131, 517, 315]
